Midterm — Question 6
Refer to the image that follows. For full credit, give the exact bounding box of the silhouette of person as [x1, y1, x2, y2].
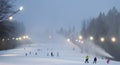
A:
[93, 57, 97, 64]
[25, 53, 27, 56]
[51, 52, 54, 57]
[107, 59, 110, 64]
[35, 52, 37, 55]
[85, 56, 89, 63]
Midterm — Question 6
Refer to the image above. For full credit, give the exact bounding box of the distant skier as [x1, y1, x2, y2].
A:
[25, 53, 27, 56]
[35, 52, 37, 55]
[85, 55, 89, 63]
[107, 59, 110, 64]
[93, 57, 97, 64]
[51, 52, 54, 57]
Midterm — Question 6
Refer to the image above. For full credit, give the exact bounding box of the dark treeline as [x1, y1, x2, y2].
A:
[0, 0, 27, 50]
[81, 7, 120, 39]
[0, 21, 26, 50]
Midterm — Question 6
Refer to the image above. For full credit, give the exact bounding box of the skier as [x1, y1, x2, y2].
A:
[35, 52, 37, 55]
[25, 53, 27, 56]
[85, 55, 89, 63]
[107, 59, 110, 64]
[93, 57, 97, 64]
[51, 52, 54, 57]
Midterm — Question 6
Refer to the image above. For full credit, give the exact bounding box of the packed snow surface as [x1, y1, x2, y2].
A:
[0, 34, 120, 65]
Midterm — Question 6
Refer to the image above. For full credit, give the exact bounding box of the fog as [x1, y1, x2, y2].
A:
[13, 0, 120, 42]
[82, 39, 113, 58]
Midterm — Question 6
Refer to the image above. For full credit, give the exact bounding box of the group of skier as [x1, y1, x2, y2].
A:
[24, 48, 110, 64]
[85, 55, 110, 64]
[85, 56, 97, 64]
[25, 50, 59, 57]
[25, 51, 38, 56]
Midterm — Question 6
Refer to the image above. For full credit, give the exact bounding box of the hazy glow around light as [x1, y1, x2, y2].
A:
[9, 16, 13, 21]
[78, 35, 83, 40]
[111, 37, 116, 43]
[67, 38, 71, 42]
[25, 36, 29, 39]
[19, 6, 23, 11]
[89, 36, 94, 40]
[2, 39, 5, 42]
[19, 37, 22, 40]
[100, 37, 105, 42]
[22, 35, 29, 39]
[16, 38, 19, 40]
[23, 36, 26, 39]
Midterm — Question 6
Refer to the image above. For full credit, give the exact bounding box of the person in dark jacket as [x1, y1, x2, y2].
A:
[51, 52, 54, 57]
[93, 57, 97, 64]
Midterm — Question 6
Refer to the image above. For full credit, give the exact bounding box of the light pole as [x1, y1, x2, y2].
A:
[8, 6, 23, 21]
[0, 6, 23, 22]
[9, 6, 23, 17]
[19, 6, 24, 11]
[8, 16, 13, 21]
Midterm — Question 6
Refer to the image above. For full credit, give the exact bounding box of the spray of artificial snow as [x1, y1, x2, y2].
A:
[81, 39, 113, 58]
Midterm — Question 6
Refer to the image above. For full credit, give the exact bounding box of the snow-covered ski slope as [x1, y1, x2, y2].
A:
[0, 34, 120, 65]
